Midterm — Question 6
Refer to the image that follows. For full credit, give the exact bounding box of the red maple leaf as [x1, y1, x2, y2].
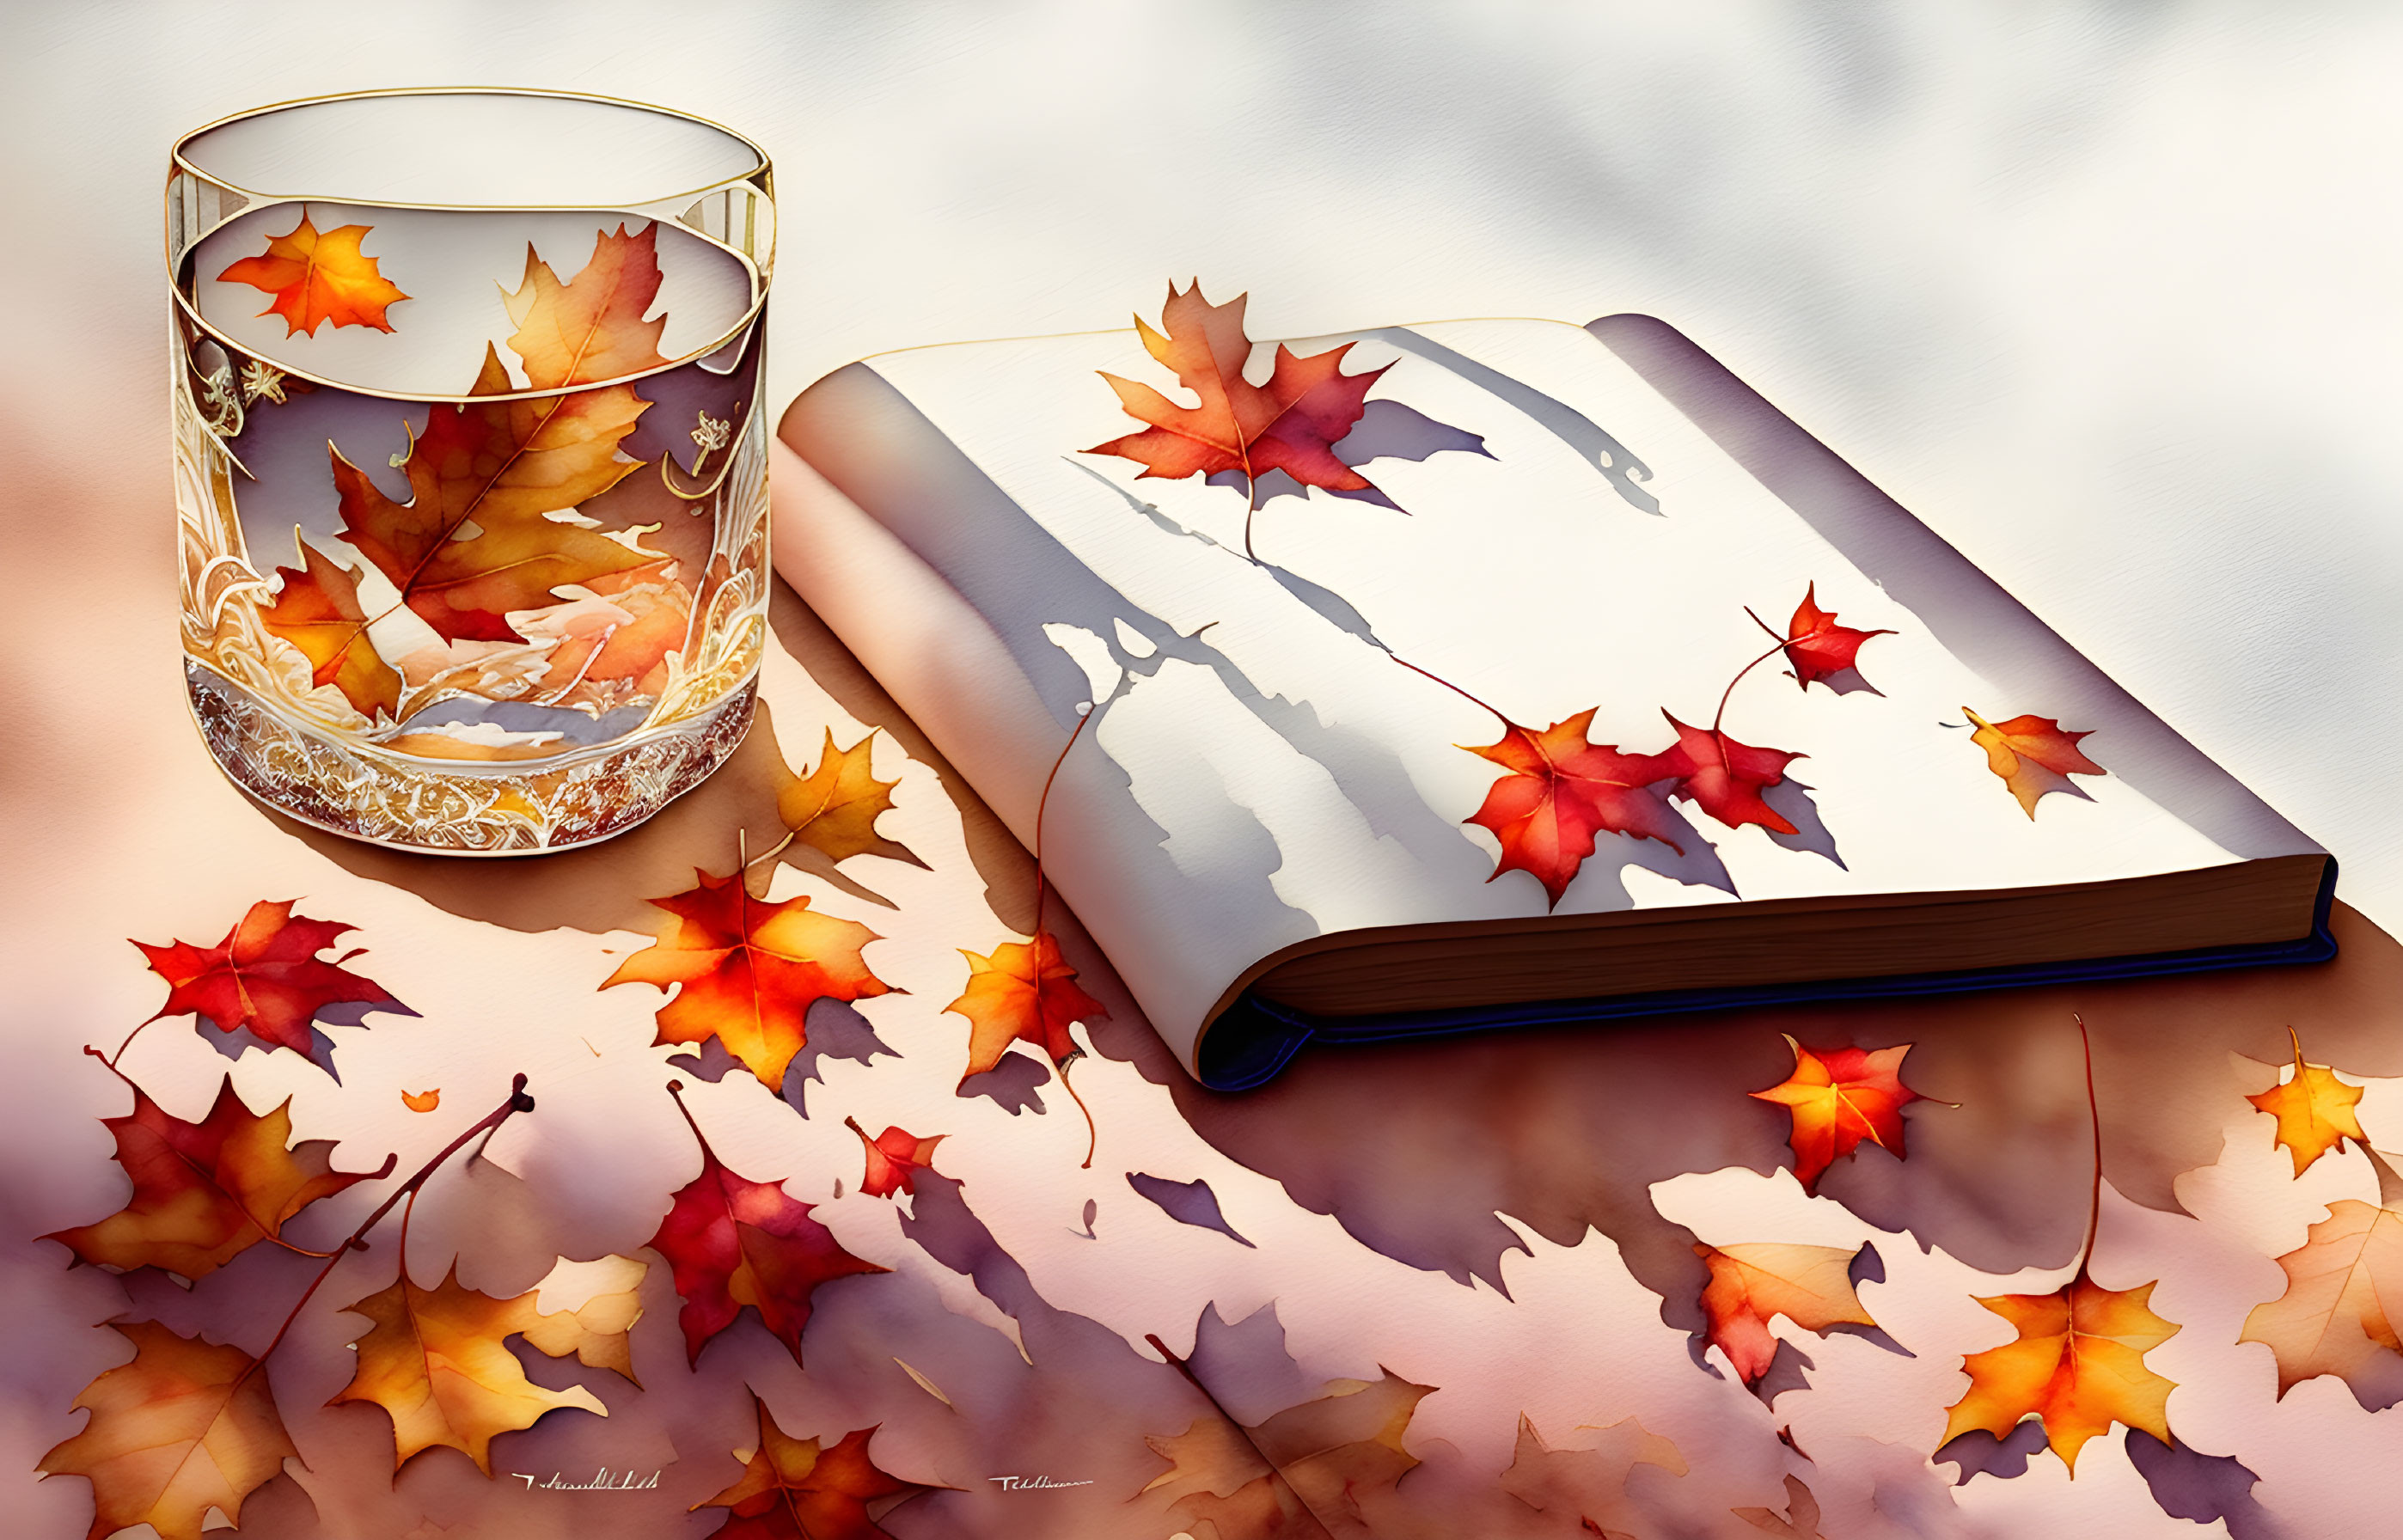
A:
[1963, 708, 2106, 817]
[132, 900, 399, 1057]
[1777, 584, 1893, 691]
[1748, 1036, 1935, 1193]
[1461, 710, 1686, 907]
[695, 1397, 926, 1540]
[1085, 281, 1387, 496]
[844, 1119, 945, 1199]
[1648, 714, 1803, 836]
[651, 1105, 889, 1367]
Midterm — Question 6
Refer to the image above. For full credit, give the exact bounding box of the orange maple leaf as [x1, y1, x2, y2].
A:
[1777, 584, 1893, 692]
[1087, 281, 1388, 496]
[38, 1321, 297, 1540]
[329, 1255, 645, 1473]
[1749, 1036, 1936, 1194]
[500, 223, 671, 388]
[43, 1076, 385, 1280]
[1963, 707, 2105, 817]
[133, 899, 400, 1060]
[650, 1114, 889, 1368]
[2239, 1148, 2403, 1402]
[1941, 1273, 2179, 1473]
[1463, 709, 1689, 908]
[777, 729, 921, 868]
[1146, 1368, 1434, 1534]
[329, 345, 659, 644]
[603, 868, 892, 1091]
[401, 1088, 440, 1114]
[2247, 1026, 2367, 1176]
[844, 1118, 945, 1199]
[216, 206, 409, 336]
[1694, 1241, 1879, 1386]
[1650, 712, 1803, 835]
[693, 1397, 926, 1540]
[946, 930, 1107, 1081]
[258, 543, 403, 719]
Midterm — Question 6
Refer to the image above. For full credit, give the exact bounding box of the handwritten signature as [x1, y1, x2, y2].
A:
[509, 1469, 662, 1491]
[988, 1474, 1096, 1491]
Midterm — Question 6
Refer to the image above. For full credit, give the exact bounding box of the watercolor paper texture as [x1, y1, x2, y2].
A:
[776, 311, 2327, 1079]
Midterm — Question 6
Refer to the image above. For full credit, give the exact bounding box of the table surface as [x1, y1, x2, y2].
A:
[6, 7, 2402, 1537]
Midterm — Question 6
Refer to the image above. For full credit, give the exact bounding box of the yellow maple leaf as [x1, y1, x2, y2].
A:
[2247, 1026, 2367, 1176]
[501, 223, 671, 389]
[1941, 1274, 2178, 1473]
[216, 207, 409, 336]
[2239, 1149, 2403, 1402]
[39, 1321, 297, 1540]
[777, 729, 920, 866]
[329, 1255, 645, 1473]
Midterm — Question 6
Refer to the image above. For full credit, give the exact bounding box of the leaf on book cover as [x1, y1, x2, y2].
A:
[2247, 1026, 2367, 1176]
[1941, 1274, 2179, 1474]
[1749, 1036, 1935, 1194]
[2238, 1148, 2403, 1404]
[1086, 280, 1390, 497]
[38, 1320, 297, 1540]
[1496, 1413, 1686, 1540]
[328, 1256, 645, 1473]
[1649, 713, 1803, 836]
[1694, 1242, 1880, 1387]
[43, 1076, 384, 1280]
[216, 207, 409, 336]
[259, 542, 404, 719]
[499, 223, 670, 388]
[946, 930, 1108, 1081]
[1733, 1474, 1828, 1538]
[329, 344, 661, 645]
[134, 899, 401, 1067]
[1461, 709, 1689, 908]
[1962, 708, 2105, 818]
[777, 729, 921, 867]
[604, 867, 894, 1091]
[693, 1396, 925, 1540]
[1777, 584, 1893, 693]
[649, 1128, 889, 1368]
[1145, 1368, 1434, 1533]
[845, 1118, 945, 1198]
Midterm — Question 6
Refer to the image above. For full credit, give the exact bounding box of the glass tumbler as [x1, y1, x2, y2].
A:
[168, 89, 773, 852]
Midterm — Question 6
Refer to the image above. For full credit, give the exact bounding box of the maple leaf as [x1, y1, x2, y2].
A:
[500, 223, 670, 388]
[1694, 1241, 1879, 1387]
[328, 1255, 645, 1474]
[650, 1124, 889, 1368]
[845, 1118, 944, 1199]
[1146, 1369, 1434, 1533]
[778, 730, 918, 866]
[1749, 1036, 1935, 1194]
[1649, 713, 1803, 835]
[1941, 1274, 2179, 1474]
[401, 1088, 440, 1113]
[2247, 1026, 2366, 1176]
[1776, 584, 1893, 692]
[38, 1320, 297, 1540]
[258, 542, 402, 719]
[1087, 281, 1390, 496]
[693, 1396, 924, 1540]
[1461, 709, 1688, 908]
[216, 207, 408, 336]
[133, 899, 400, 1061]
[44, 1076, 385, 1280]
[945, 930, 1107, 1081]
[1962, 708, 2105, 817]
[1497, 1413, 1686, 1540]
[603, 868, 893, 1091]
[330, 345, 658, 644]
[2238, 1148, 2403, 1402]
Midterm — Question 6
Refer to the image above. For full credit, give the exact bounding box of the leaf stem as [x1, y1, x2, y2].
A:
[1031, 706, 1097, 937]
[664, 1078, 711, 1158]
[2073, 1014, 2102, 1282]
[1387, 654, 1507, 727]
[102, 1018, 160, 1070]
[1057, 1056, 1098, 1170]
[1743, 606, 1786, 647]
[253, 1074, 535, 1369]
[1241, 472, 1263, 565]
[1712, 638, 1792, 736]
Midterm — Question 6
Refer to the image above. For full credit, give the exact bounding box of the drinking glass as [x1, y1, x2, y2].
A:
[168, 89, 773, 852]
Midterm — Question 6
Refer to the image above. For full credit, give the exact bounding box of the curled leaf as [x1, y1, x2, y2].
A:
[1963, 708, 2105, 817]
